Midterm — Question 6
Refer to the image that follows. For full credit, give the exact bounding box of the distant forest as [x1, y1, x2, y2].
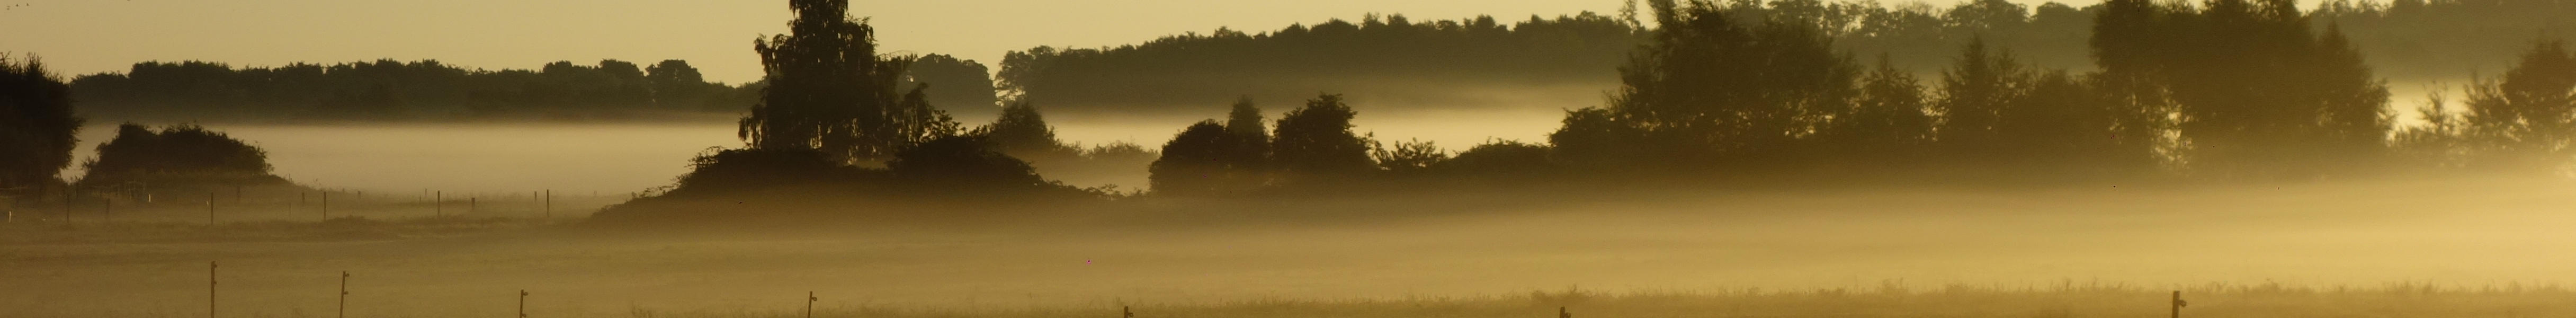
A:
[1001, 0, 2576, 113]
[65, 55, 1001, 122]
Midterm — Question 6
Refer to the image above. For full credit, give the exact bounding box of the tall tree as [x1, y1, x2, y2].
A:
[0, 55, 82, 195]
[1222, 97, 1272, 175]
[1935, 38, 2029, 155]
[740, 0, 955, 164]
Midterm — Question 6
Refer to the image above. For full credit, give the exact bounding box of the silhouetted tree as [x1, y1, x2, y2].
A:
[0, 55, 82, 195]
[646, 59, 720, 109]
[2461, 40, 2576, 170]
[1935, 38, 2029, 154]
[1566, 0, 1858, 170]
[903, 54, 1000, 118]
[1830, 55, 1935, 158]
[984, 100, 1076, 162]
[741, 0, 958, 164]
[1150, 121, 1263, 195]
[2090, 0, 2392, 178]
[1222, 97, 1272, 174]
[1271, 94, 1376, 180]
[2395, 91, 2469, 168]
[1996, 70, 2153, 171]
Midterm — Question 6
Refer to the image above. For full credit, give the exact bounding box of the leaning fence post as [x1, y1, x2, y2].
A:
[805, 292, 817, 318]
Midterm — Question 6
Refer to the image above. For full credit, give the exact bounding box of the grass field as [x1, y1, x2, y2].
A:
[5, 176, 2572, 317]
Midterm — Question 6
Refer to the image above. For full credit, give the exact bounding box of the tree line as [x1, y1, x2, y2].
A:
[996, 0, 2576, 116]
[64, 56, 1002, 122]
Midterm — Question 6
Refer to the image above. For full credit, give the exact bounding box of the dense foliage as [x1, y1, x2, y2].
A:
[0, 55, 82, 195]
[75, 124, 293, 196]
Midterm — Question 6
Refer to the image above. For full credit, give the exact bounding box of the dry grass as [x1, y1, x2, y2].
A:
[623, 283, 2576, 318]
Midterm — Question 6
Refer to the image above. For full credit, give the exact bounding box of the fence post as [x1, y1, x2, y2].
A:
[1559, 306, 1571, 318]
[207, 192, 217, 225]
[806, 292, 817, 318]
[543, 190, 552, 219]
[434, 191, 442, 217]
[518, 290, 530, 318]
[209, 261, 218, 318]
[1123, 306, 1133, 318]
[339, 271, 350, 318]
[322, 192, 331, 220]
[2170, 290, 2186, 318]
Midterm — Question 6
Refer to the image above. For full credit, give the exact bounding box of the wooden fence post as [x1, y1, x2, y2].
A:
[339, 271, 350, 318]
[209, 261, 218, 318]
[518, 290, 530, 318]
[2170, 290, 2186, 318]
[806, 292, 817, 318]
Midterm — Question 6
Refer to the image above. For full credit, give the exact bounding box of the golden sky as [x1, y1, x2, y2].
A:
[0, 0, 2092, 83]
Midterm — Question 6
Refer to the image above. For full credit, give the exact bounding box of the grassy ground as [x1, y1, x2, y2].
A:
[6, 176, 2573, 317]
[632, 284, 2576, 318]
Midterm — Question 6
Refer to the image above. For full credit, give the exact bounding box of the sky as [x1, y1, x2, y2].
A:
[0, 0, 2104, 84]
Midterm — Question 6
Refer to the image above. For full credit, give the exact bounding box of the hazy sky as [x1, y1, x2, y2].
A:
[1, 0, 2096, 84]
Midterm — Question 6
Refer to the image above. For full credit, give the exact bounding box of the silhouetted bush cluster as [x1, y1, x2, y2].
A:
[74, 123, 297, 200]
[1147, 94, 1574, 196]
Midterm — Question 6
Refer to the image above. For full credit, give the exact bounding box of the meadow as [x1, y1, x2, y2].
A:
[4, 175, 2571, 317]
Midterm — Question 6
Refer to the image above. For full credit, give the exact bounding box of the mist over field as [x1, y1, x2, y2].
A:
[13, 0, 2576, 317]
